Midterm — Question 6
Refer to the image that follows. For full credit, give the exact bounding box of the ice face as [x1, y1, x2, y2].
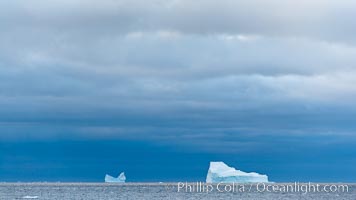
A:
[206, 162, 268, 183]
[105, 172, 126, 183]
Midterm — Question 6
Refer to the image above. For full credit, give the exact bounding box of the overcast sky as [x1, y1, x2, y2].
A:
[1, 0, 356, 181]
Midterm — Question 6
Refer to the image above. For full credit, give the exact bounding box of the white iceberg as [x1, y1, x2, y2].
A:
[206, 162, 268, 183]
[105, 172, 126, 183]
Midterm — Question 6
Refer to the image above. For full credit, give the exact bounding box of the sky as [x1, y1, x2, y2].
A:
[1, 0, 356, 182]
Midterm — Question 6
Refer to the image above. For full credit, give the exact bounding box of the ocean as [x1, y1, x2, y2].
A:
[0, 183, 354, 200]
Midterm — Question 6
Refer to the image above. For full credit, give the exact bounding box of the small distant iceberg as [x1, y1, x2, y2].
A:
[206, 161, 268, 183]
[105, 172, 126, 183]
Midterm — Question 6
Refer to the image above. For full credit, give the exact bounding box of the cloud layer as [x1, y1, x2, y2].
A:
[1, 0, 356, 152]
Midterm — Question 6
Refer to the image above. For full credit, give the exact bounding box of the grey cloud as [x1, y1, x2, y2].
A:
[1, 0, 356, 43]
[1, 33, 356, 101]
[1, 0, 356, 144]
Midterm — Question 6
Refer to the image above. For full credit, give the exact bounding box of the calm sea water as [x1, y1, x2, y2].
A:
[0, 183, 354, 200]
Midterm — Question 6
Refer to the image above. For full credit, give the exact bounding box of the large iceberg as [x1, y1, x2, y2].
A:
[206, 162, 268, 183]
[105, 172, 126, 183]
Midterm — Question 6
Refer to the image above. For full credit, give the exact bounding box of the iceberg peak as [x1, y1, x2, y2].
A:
[105, 172, 126, 183]
[206, 161, 268, 183]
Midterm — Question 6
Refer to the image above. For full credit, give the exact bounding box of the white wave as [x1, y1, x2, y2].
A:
[22, 196, 39, 199]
